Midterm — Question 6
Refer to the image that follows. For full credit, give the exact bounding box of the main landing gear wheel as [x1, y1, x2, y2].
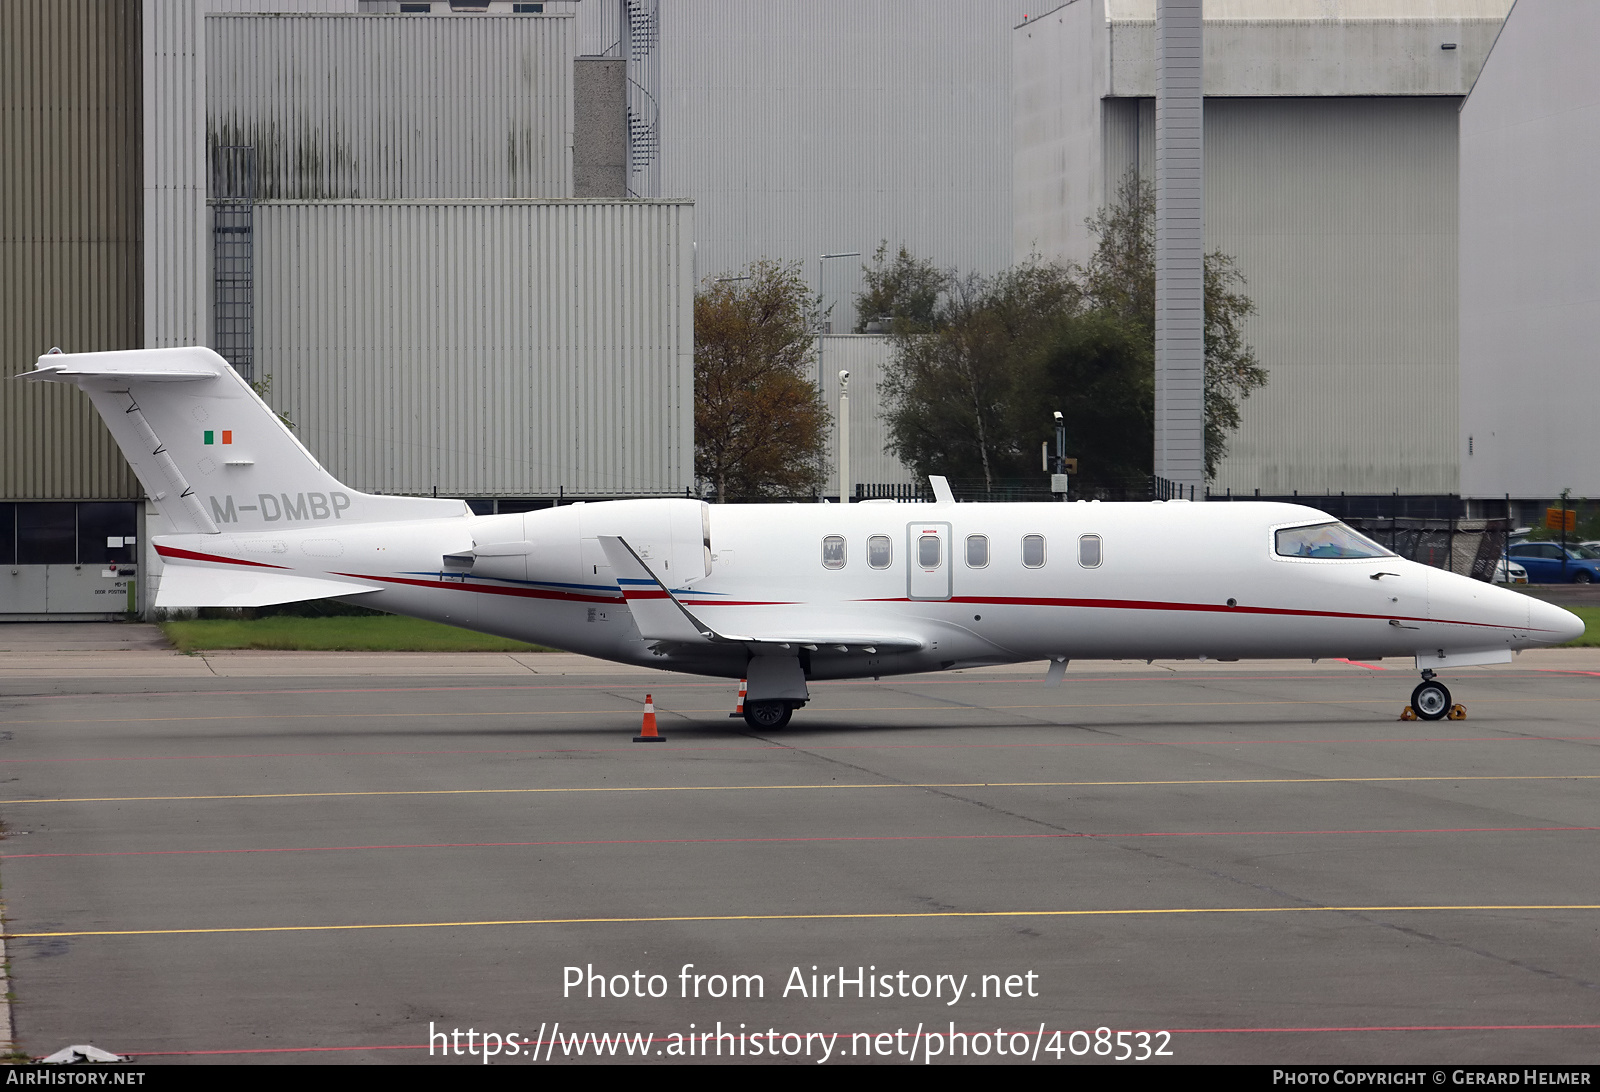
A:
[1410, 678, 1452, 721]
[743, 700, 793, 730]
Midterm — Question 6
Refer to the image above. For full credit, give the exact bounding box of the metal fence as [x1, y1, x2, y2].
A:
[1346, 517, 1512, 582]
[210, 146, 256, 383]
[856, 475, 1160, 504]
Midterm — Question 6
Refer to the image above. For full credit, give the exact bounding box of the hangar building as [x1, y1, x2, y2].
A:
[2, 0, 692, 618]
[1013, 0, 1510, 498]
[1458, 0, 1600, 513]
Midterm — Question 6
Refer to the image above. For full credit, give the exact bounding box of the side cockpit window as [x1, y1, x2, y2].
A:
[1274, 522, 1392, 560]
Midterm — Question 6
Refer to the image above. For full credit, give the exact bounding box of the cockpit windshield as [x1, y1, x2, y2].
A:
[1274, 522, 1393, 560]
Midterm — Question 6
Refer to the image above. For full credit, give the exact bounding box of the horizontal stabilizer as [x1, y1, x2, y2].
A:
[22, 360, 215, 383]
[157, 566, 382, 609]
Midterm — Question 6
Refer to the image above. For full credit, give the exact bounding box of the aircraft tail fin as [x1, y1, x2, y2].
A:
[21, 347, 465, 533]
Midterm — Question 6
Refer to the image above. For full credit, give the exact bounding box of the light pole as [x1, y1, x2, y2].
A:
[816, 251, 860, 391]
[838, 369, 851, 504]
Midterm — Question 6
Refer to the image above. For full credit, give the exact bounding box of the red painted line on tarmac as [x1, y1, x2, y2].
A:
[3, 733, 1598, 765]
[120, 1044, 423, 1057]
[1335, 658, 1389, 670]
[14, 670, 1592, 703]
[112, 1021, 1600, 1057]
[7, 826, 1593, 861]
[2, 734, 1596, 765]
[1169, 1022, 1600, 1034]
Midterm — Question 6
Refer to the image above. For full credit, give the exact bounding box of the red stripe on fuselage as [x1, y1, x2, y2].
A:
[154, 545, 289, 570]
[160, 555, 1540, 635]
[851, 594, 1538, 633]
[331, 572, 621, 605]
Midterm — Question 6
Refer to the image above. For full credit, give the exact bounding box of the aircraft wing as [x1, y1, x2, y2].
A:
[596, 535, 923, 653]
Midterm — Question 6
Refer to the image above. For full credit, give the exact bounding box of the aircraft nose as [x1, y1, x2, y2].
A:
[1528, 598, 1585, 646]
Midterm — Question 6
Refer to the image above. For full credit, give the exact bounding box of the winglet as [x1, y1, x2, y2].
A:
[928, 475, 955, 505]
[597, 535, 714, 644]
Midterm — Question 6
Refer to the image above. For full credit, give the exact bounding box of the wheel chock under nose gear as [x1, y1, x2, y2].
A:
[634, 694, 665, 743]
[1447, 704, 1467, 721]
[1399, 706, 1418, 721]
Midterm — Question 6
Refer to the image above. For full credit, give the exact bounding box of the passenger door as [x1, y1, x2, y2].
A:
[906, 522, 951, 600]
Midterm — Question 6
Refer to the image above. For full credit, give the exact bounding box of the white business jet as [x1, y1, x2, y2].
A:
[24, 347, 1583, 728]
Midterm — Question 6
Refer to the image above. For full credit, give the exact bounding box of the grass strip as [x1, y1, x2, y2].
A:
[159, 616, 552, 653]
[1557, 606, 1600, 647]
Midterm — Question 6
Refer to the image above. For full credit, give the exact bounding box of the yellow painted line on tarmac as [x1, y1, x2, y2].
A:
[5, 773, 1598, 806]
[10, 695, 1598, 727]
[8, 903, 1600, 940]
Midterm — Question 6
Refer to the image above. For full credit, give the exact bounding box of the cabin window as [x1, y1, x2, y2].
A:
[918, 534, 942, 568]
[1274, 522, 1391, 560]
[1022, 534, 1046, 568]
[821, 535, 847, 569]
[965, 534, 989, 568]
[867, 535, 892, 569]
[1078, 534, 1102, 568]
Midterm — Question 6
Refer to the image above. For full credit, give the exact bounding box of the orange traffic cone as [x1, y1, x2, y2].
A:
[634, 693, 665, 743]
[728, 679, 747, 719]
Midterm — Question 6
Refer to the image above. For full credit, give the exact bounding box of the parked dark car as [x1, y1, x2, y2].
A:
[1506, 542, 1600, 583]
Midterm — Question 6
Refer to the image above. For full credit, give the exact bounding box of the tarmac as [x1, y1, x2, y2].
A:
[0, 632, 1596, 1065]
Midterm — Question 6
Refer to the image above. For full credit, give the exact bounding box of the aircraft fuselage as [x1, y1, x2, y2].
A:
[154, 497, 1576, 683]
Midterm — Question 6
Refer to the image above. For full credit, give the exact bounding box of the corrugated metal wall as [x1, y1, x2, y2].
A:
[1, 0, 143, 500]
[817, 336, 917, 496]
[211, 1, 360, 10]
[1105, 96, 1461, 495]
[145, 0, 210, 349]
[658, 0, 1031, 319]
[1459, 1, 1600, 499]
[207, 13, 575, 200]
[254, 200, 694, 497]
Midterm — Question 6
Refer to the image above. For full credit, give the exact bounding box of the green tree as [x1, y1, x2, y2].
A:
[1085, 171, 1268, 479]
[877, 176, 1265, 490]
[854, 242, 951, 334]
[1022, 311, 1153, 484]
[695, 261, 829, 502]
[878, 261, 1080, 490]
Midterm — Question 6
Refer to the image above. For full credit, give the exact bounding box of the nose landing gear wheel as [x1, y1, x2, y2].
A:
[743, 700, 793, 730]
[1410, 679, 1452, 721]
